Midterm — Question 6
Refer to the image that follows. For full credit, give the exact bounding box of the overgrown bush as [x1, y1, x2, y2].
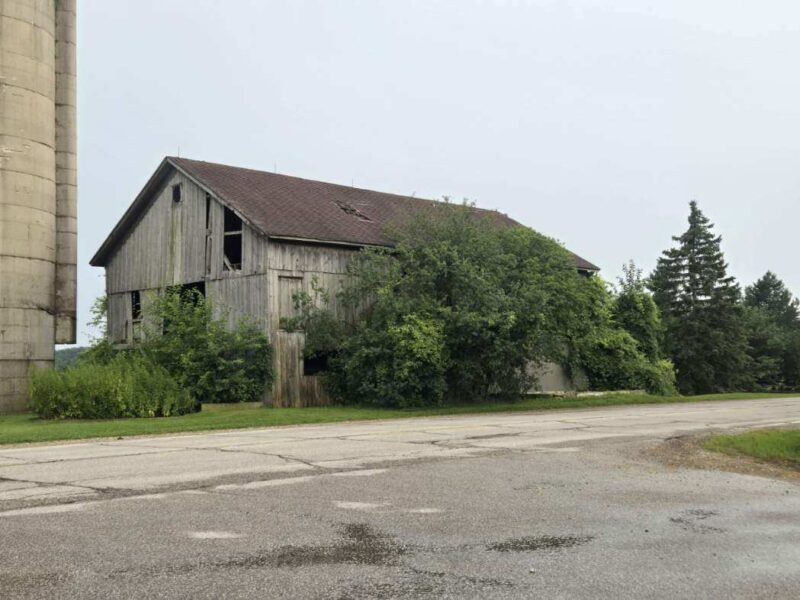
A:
[34, 289, 275, 419]
[572, 329, 676, 395]
[140, 288, 274, 404]
[613, 261, 663, 361]
[567, 273, 677, 396]
[29, 354, 195, 419]
[327, 314, 448, 408]
[319, 202, 624, 406]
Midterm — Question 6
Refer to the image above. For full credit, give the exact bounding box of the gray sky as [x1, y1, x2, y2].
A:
[75, 0, 800, 345]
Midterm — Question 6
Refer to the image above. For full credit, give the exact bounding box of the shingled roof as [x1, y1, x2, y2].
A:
[91, 157, 599, 271]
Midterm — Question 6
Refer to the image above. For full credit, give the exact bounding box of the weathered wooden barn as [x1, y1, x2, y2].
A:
[91, 157, 598, 406]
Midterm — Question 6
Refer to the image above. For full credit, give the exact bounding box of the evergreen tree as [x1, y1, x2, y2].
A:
[744, 272, 800, 389]
[744, 271, 800, 328]
[648, 201, 749, 394]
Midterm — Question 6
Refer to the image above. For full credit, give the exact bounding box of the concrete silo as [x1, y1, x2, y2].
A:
[0, 0, 77, 413]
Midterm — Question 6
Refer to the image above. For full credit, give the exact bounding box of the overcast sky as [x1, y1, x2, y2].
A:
[75, 0, 800, 345]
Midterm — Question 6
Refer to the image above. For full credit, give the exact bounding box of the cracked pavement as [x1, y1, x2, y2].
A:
[1, 398, 799, 599]
[0, 397, 798, 512]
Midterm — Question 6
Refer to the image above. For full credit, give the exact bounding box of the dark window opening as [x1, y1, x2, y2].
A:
[130, 290, 143, 342]
[172, 183, 182, 203]
[130, 290, 142, 321]
[303, 354, 329, 376]
[224, 207, 242, 233]
[205, 193, 212, 230]
[223, 207, 243, 272]
[224, 234, 242, 271]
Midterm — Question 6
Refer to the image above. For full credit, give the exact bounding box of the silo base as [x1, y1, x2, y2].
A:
[0, 360, 51, 414]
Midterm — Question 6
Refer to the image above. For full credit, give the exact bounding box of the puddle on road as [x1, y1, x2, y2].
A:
[487, 534, 594, 552]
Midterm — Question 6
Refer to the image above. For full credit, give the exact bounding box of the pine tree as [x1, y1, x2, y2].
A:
[744, 272, 800, 389]
[744, 271, 800, 329]
[648, 201, 749, 394]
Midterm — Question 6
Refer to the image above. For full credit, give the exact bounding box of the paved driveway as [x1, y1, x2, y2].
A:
[0, 398, 798, 598]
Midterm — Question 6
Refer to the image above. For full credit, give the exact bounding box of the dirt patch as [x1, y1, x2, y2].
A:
[650, 433, 800, 482]
[487, 535, 593, 552]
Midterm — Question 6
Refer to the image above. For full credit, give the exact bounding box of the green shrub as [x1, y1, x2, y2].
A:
[640, 359, 678, 396]
[572, 329, 676, 396]
[327, 314, 448, 408]
[140, 288, 274, 404]
[28, 354, 195, 419]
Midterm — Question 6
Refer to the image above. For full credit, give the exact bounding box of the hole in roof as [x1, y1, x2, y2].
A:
[333, 200, 371, 222]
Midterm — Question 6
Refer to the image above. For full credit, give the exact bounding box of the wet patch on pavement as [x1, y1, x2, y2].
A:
[487, 534, 594, 552]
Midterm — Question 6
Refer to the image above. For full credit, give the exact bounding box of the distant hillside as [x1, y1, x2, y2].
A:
[55, 347, 87, 370]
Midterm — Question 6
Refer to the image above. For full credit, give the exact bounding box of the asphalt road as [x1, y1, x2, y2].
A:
[1, 398, 799, 599]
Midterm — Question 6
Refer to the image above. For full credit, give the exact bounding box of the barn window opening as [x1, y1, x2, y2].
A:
[223, 207, 243, 272]
[205, 193, 212, 230]
[130, 290, 142, 342]
[303, 353, 329, 376]
[130, 290, 142, 321]
[172, 183, 182, 203]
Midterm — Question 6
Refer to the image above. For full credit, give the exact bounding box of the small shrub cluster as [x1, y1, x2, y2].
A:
[29, 288, 274, 419]
[29, 354, 195, 419]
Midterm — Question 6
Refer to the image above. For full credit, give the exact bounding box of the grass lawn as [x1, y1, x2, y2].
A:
[704, 428, 800, 467]
[0, 392, 793, 446]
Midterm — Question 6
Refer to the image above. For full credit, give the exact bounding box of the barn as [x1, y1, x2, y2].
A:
[90, 157, 598, 406]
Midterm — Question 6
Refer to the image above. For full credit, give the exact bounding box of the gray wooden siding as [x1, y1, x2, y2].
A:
[206, 275, 269, 332]
[107, 292, 129, 343]
[108, 288, 161, 344]
[270, 331, 330, 407]
[265, 242, 357, 332]
[265, 241, 358, 407]
[106, 172, 201, 293]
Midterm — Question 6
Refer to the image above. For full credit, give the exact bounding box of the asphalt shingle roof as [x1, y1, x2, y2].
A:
[91, 157, 599, 272]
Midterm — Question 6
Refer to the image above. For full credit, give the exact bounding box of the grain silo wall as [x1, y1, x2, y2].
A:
[54, 0, 77, 343]
[0, 0, 76, 413]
